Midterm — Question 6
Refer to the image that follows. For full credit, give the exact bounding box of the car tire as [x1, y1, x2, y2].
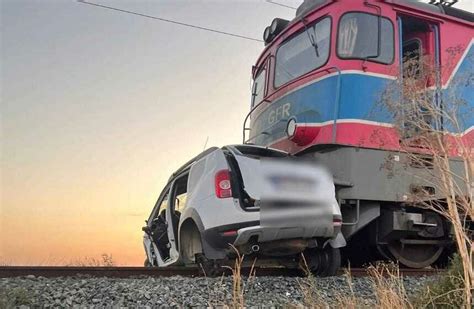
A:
[179, 221, 224, 276]
[195, 253, 224, 277]
[180, 222, 204, 265]
[302, 246, 341, 277]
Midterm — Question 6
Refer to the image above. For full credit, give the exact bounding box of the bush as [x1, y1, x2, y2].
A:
[414, 254, 467, 308]
[0, 287, 33, 307]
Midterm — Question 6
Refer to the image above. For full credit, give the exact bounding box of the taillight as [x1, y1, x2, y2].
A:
[215, 169, 232, 198]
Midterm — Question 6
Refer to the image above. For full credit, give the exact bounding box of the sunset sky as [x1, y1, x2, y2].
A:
[1, 0, 472, 266]
[1, 0, 297, 266]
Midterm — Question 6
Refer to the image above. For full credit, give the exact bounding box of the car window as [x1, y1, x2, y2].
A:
[149, 191, 169, 222]
[275, 17, 331, 87]
[158, 198, 168, 216]
[170, 174, 189, 214]
[175, 193, 187, 213]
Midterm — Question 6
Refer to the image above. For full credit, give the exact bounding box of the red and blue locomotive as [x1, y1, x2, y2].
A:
[244, 0, 473, 268]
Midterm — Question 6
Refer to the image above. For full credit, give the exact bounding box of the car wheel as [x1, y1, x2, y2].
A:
[180, 221, 224, 276]
[302, 246, 341, 277]
[195, 253, 224, 277]
[180, 222, 204, 265]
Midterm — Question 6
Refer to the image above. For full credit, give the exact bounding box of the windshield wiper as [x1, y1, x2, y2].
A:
[303, 19, 319, 58]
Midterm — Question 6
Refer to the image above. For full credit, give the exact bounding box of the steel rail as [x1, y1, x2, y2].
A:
[0, 266, 443, 278]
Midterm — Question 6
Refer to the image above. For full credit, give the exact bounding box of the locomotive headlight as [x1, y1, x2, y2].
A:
[270, 19, 279, 34]
[263, 26, 272, 43]
[286, 118, 297, 138]
[270, 18, 290, 36]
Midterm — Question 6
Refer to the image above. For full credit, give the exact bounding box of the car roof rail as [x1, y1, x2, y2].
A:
[169, 146, 220, 180]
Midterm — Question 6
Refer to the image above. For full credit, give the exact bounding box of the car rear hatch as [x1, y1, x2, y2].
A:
[223, 145, 284, 210]
[223, 145, 340, 234]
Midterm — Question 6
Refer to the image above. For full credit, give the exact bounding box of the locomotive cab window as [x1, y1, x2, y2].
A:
[274, 17, 331, 87]
[402, 39, 422, 78]
[337, 12, 394, 64]
[251, 67, 266, 107]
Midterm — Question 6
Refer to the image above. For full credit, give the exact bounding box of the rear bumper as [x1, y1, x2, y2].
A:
[202, 221, 258, 249]
[203, 218, 341, 250]
[234, 223, 339, 246]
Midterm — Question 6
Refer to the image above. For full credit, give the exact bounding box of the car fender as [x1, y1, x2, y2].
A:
[178, 207, 227, 260]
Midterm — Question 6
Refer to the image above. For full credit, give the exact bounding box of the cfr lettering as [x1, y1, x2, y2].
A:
[268, 103, 291, 125]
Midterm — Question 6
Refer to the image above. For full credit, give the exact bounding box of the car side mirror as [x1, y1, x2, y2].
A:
[142, 226, 151, 234]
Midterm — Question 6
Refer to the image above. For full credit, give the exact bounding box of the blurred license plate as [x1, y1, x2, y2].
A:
[267, 175, 315, 192]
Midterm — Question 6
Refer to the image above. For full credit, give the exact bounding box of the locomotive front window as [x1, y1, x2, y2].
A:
[251, 67, 266, 107]
[274, 17, 331, 87]
[337, 12, 394, 64]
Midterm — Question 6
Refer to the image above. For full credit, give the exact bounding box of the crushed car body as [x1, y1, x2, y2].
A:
[143, 145, 344, 276]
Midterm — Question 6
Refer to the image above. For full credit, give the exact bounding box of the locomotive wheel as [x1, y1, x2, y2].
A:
[386, 241, 443, 269]
[302, 246, 341, 277]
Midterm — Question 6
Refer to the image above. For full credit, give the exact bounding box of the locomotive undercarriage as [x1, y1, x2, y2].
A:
[300, 145, 460, 268]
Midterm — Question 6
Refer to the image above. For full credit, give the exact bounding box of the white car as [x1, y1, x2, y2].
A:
[142, 145, 344, 276]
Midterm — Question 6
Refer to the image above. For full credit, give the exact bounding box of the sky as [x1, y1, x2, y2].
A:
[1, 0, 472, 266]
[0, 0, 298, 266]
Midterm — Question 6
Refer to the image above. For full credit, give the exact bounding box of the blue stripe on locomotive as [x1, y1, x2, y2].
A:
[250, 73, 393, 146]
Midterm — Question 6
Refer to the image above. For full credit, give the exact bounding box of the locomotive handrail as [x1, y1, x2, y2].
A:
[330, 66, 342, 143]
[242, 99, 271, 144]
[244, 131, 270, 144]
[243, 66, 342, 145]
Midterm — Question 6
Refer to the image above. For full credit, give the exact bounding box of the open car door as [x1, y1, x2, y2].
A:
[143, 176, 184, 267]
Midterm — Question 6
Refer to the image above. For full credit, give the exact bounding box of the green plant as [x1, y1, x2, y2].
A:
[0, 287, 33, 308]
[414, 254, 467, 308]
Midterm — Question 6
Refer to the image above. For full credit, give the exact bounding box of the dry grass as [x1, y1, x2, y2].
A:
[376, 49, 473, 308]
[367, 262, 413, 309]
[295, 257, 474, 308]
[222, 245, 257, 308]
[65, 253, 116, 267]
[201, 246, 257, 308]
[294, 255, 366, 308]
[0, 253, 117, 267]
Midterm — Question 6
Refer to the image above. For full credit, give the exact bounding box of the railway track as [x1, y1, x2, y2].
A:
[0, 266, 443, 278]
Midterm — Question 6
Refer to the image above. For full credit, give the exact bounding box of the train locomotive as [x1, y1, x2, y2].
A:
[243, 0, 473, 268]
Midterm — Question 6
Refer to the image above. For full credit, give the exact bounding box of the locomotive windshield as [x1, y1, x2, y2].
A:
[251, 67, 266, 107]
[337, 12, 394, 64]
[274, 17, 330, 87]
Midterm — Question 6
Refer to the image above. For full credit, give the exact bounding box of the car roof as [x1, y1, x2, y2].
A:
[167, 144, 289, 183]
[168, 146, 219, 182]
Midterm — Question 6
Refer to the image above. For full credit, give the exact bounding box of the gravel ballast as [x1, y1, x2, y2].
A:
[0, 275, 435, 307]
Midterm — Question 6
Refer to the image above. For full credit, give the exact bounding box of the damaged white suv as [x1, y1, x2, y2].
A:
[142, 145, 344, 276]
